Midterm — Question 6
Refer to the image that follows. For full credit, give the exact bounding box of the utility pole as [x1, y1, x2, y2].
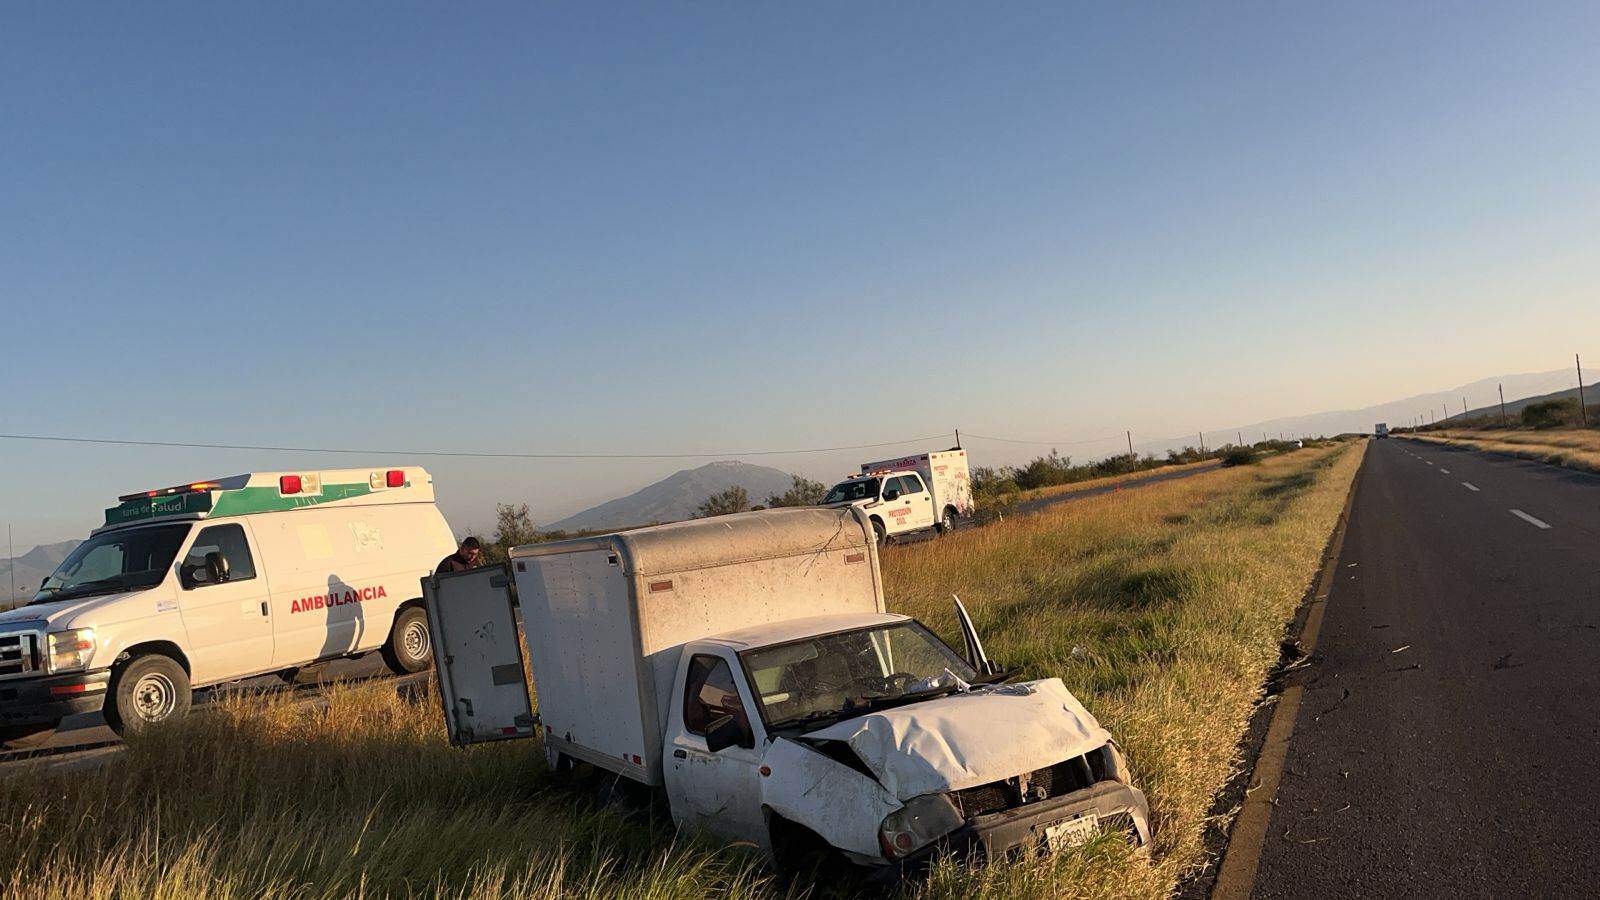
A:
[1462, 397, 1468, 418]
[1499, 383, 1507, 425]
[1126, 430, 1134, 459]
[954, 428, 961, 449]
[1579, 354, 1589, 427]
[1238, 431, 1244, 447]
[7, 524, 13, 605]
[1198, 432, 1205, 453]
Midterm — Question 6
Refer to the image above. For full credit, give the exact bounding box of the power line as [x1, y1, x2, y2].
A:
[0, 431, 955, 461]
[961, 431, 1127, 447]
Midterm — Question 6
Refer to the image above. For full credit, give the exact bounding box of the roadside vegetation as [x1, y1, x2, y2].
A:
[0, 442, 1362, 899]
[1404, 427, 1600, 475]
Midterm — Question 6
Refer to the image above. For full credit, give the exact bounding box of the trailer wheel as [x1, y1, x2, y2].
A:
[381, 606, 433, 675]
[104, 653, 191, 736]
[935, 506, 957, 534]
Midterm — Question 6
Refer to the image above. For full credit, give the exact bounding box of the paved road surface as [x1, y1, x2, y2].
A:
[1252, 438, 1600, 897]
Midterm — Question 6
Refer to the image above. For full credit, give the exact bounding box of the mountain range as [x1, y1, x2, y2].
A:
[543, 460, 801, 533]
[2, 540, 80, 608]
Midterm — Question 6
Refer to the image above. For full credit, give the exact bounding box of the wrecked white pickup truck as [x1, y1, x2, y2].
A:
[422, 506, 1149, 873]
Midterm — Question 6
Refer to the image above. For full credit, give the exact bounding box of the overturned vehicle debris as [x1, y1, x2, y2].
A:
[423, 506, 1149, 873]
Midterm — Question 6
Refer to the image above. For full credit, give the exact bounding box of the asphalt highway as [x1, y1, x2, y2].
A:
[1251, 438, 1600, 897]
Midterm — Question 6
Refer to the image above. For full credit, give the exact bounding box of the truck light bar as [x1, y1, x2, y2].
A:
[118, 481, 222, 502]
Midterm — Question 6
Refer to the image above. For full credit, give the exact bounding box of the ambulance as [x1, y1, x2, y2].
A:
[0, 468, 455, 739]
[821, 449, 974, 543]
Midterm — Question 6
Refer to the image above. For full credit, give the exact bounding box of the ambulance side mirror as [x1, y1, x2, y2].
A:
[883, 488, 900, 501]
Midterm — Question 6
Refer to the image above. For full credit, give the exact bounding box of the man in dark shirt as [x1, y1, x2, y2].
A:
[436, 537, 483, 575]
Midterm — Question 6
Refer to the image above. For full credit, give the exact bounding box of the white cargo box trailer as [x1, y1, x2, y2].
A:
[424, 506, 883, 785]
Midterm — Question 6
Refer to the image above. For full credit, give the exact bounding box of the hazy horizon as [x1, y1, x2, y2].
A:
[5, 3, 1599, 548]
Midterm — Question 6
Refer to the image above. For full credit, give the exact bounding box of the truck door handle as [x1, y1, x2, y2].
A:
[260, 601, 269, 617]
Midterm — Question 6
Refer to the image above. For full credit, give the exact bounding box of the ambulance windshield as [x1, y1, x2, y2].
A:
[33, 523, 192, 604]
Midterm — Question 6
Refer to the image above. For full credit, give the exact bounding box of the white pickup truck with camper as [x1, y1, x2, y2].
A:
[424, 506, 1148, 876]
[821, 448, 975, 543]
[0, 468, 455, 740]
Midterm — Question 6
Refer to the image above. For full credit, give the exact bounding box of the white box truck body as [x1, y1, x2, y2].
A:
[821, 448, 974, 542]
[426, 506, 1149, 874]
[1375, 422, 1390, 438]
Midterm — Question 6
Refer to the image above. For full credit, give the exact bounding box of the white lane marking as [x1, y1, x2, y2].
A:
[1462, 482, 1480, 492]
[1440, 468, 1451, 474]
[1424, 461, 1434, 466]
[1509, 509, 1552, 530]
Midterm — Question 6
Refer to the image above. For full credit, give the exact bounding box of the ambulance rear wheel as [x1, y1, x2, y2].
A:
[381, 606, 433, 675]
[104, 653, 191, 736]
[935, 507, 957, 534]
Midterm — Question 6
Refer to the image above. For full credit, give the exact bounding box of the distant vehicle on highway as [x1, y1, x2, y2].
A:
[1375, 423, 1390, 439]
[0, 468, 454, 739]
[426, 506, 1149, 875]
[821, 449, 974, 543]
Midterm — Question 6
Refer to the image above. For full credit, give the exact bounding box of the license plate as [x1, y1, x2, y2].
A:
[1043, 814, 1099, 851]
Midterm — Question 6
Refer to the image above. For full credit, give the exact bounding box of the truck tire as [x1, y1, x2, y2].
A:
[935, 506, 957, 534]
[870, 517, 887, 545]
[380, 606, 433, 675]
[104, 654, 192, 736]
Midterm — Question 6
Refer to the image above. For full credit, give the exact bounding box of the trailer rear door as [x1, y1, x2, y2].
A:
[422, 565, 537, 746]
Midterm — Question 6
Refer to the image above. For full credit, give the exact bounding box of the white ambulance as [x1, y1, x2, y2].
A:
[0, 468, 455, 738]
[821, 449, 975, 543]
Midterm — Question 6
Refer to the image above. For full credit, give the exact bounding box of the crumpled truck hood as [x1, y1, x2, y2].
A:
[806, 677, 1110, 800]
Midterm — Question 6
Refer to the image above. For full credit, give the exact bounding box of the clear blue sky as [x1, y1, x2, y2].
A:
[4, 2, 1599, 547]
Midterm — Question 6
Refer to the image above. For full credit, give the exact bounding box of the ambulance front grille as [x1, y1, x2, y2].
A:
[0, 633, 40, 680]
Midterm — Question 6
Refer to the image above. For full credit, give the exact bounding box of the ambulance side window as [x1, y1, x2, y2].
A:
[182, 524, 257, 587]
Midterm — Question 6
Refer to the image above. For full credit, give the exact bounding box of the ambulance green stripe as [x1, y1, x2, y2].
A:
[209, 483, 374, 517]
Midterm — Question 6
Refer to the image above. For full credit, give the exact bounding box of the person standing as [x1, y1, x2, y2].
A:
[435, 537, 483, 575]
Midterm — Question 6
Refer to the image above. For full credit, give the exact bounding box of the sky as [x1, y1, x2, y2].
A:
[4, 2, 1599, 548]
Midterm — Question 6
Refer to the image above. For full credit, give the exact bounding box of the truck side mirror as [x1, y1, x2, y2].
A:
[882, 488, 900, 501]
[704, 713, 752, 753]
[205, 551, 231, 584]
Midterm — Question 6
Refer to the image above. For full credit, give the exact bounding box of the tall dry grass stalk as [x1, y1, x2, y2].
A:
[0, 444, 1362, 899]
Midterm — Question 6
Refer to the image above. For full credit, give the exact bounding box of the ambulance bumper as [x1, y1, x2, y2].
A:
[0, 670, 110, 728]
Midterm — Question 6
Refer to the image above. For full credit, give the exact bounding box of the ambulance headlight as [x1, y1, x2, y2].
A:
[46, 628, 96, 673]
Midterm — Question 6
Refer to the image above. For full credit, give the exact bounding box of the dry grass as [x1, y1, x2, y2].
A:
[0, 443, 1363, 899]
[1015, 459, 1222, 504]
[1406, 428, 1600, 474]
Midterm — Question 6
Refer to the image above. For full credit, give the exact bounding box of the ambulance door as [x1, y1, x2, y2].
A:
[175, 521, 275, 684]
[423, 565, 538, 746]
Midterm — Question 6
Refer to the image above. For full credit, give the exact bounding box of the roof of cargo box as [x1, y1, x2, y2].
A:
[509, 506, 871, 576]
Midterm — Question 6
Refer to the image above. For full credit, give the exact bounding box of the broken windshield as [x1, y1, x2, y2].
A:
[822, 478, 879, 504]
[742, 621, 977, 732]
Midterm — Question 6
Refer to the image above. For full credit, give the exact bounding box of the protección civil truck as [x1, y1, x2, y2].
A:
[821, 448, 975, 543]
[424, 506, 1148, 875]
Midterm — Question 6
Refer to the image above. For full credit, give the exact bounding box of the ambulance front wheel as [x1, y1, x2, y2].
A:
[104, 653, 192, 736]
[381, 606, 433, 675]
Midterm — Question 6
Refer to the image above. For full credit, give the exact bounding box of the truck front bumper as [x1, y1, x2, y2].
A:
[875, 781, 1151, 879]
[0, 670, 111, 729]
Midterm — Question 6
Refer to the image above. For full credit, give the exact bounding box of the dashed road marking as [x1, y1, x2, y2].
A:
[1462, 482, 1480, 492]
[1440, 469, 1451, 474]
[1509, 509, 1552, 530]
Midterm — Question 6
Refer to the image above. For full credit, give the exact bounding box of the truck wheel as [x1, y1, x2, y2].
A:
[935, 507, 957, 534]
[104, 654, 191, 736]
[870, 518, 887, 545]
[381, 606, 433, 675]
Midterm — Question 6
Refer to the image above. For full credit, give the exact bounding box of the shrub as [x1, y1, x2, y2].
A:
[765, 476, 827, 508]
[1522, 399, 1578, 429]
[696, 486, 750, 518]
[1221, 447, 1259, 467]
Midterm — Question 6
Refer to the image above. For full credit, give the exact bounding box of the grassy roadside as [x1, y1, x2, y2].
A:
[1405, 428, 1600, 474]
[0, 444, 1362, 900]
[1015, 459, 1221, 504]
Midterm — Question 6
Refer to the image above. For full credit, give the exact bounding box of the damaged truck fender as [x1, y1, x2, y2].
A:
[762, 736, 901, 860]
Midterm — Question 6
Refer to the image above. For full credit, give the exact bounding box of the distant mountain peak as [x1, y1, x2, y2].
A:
[543, 461, 799, 532]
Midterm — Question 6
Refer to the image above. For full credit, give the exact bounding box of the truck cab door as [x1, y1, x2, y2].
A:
[421, 565, 537, 746]
[663, 646, 770, 848]
[900, 473, 936, 529]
